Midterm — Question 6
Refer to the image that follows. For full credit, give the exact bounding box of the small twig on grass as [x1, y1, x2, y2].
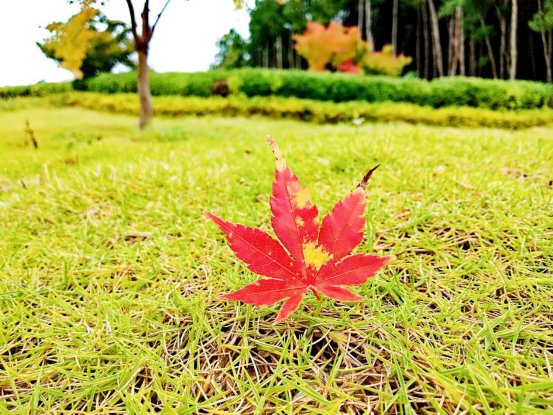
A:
[25, 120, 38, 149]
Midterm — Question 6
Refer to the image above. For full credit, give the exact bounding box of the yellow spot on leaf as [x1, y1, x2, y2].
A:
[303, 243, 332, 271]
[294, 187, 311, 209]
[267, 135, 287, 171]
[295, 217, 304, 227]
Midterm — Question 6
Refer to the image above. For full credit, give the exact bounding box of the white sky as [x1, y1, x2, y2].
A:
[0, 0, 252, 87]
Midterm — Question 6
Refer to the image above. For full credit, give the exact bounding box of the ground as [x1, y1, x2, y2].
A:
[0, 108, 552, 413]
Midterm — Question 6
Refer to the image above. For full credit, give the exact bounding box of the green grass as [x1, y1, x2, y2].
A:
[6, 92, 553, 130]
[0, 107, 552, 413]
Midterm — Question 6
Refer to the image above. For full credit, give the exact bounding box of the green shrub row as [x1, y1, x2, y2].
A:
[82, 69, 553, 110]
[0, 82, 73, 99]
[52, 92, 553, 129]
[4, 70, 553, 110]
[82, 71, 227, 97]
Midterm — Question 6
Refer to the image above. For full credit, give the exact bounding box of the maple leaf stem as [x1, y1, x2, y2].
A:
[310, 287, 321, 300]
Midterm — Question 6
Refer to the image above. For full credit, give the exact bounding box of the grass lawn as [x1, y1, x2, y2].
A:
[0, 107, 552, 413]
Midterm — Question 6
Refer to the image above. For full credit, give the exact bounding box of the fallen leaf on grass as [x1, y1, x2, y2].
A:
[204, 135, 395, 323]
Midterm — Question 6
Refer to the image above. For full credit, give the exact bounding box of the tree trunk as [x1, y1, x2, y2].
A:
[459, 8, 465, 76]
[365, 0, 374, 52]
[530, 30, 537, 80]
[448, 18, 454, 74]
[549, 31, 553, 83]
[422, 0, 430, 79]
[288, 33, 294, 69]
[137, 49, 153, 130]
[477, 42, 482, 77]
[479, 17, 499, 78]
[263, 45, 269, 68]
[358, 0, 363, 32]
[509, 0, 518, 80]
[416, 3, 421, 77]
[392, 0, 398, 55]
[498, 11, 506, 78]
[469, 35, 476, 76]
[541, 30, 553, 83]
[537, 0, 552, 83]
[428, 0, 444, 77]
[449, 7, 462, 76]
[276, 34, 283, 69]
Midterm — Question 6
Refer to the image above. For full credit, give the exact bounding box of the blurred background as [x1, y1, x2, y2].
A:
[2, 0, 553, 87]
[3, 0, 552, 131]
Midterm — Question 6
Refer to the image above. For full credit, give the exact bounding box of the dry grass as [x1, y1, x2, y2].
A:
[0, 107, 552, 413]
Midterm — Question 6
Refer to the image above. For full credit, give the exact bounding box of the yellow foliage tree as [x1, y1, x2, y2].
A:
[40, 8, 135, 80]
[363, 44, 412, 76]
[42, 7, 99, 80]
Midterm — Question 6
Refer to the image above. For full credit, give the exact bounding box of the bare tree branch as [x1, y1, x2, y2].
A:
[141, 0, 151, 42]
[124, 0, 139, 41]
[152, 0, 173, 35]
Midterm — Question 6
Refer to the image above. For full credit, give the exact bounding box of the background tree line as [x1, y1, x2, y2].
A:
[214, 0, 553, 83]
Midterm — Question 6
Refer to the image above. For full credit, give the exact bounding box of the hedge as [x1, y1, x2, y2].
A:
[3, 69, 553, 110]
[50, 92, 553, 129]
[82, 69, 553, 110]
[0, 82, 73, 99]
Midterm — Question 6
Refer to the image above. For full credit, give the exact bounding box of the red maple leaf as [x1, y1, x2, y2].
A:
[203, 136, 395, 323]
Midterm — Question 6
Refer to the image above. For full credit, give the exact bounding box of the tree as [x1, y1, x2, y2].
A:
[494, 0, 509, 79]
[73, 0, 242, 129]
[249, 0, 355, 70]
[392, 0, 399, 55]
[463, 0, 499, 79]
[38, 6, 99, 80]
[249, 0, 285, 68]
[293, 22, 366, 72]
[360, 0, 375, 51]
[421, 0, 430, 78]
[211, 29, 250, 70]
[243, 0, 552, 82]
[427, 0, 444, 77]
[510, 0, 518, 80]
[282, 0, 309, 68]
[123, 0, 173, 129]
[38, 10, 135, 80]
[363, 44, 412, 75]
[439, 0, 465, 76]
[529, 0, 553, 83]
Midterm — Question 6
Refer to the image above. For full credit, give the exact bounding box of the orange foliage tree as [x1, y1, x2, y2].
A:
[293, 22, 367, 72]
